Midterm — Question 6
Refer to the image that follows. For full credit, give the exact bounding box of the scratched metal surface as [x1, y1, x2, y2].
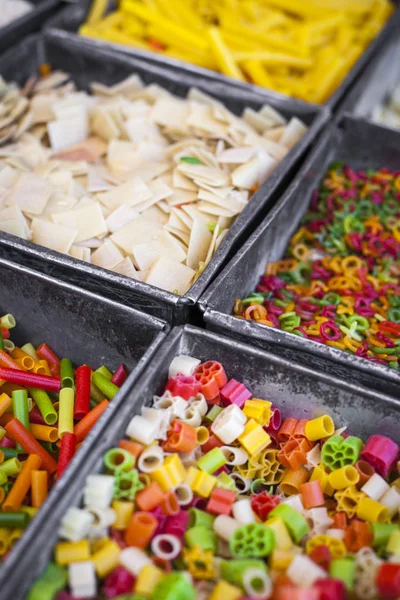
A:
[2, 324, 400, 599]
[0, 0, 60, 54]
[0, 29, 329, 326]
[201, 116, 400, 397]
[0, 257, 167, 587]
[46, 1, 400, 110]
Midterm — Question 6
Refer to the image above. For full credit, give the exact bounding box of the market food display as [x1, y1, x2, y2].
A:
[234, 163, 400, 369]
[29, 354, 400, 599]
[79, 0, 394, 104]
[1, 2, 400, 597]
[0, 71, 307, 295]
[0, 313, 127, 559]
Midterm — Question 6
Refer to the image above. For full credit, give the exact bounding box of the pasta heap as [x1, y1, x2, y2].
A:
[0, 71, 307, 295]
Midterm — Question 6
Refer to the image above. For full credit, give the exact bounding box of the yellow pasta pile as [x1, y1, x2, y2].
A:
[80, 0, 394, 104]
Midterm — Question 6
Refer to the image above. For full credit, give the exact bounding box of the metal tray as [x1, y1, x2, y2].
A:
[337, 25, 400, 126]
[201, 115, 400, 398]
[0, 30, 329, 327]
[0, 256, 167, 578]
[2, 323, 400, 599]
[45, 1, 400, 109]
[0, 0, 60, 55]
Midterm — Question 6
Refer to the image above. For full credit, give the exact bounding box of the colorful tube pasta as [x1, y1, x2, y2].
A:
[235, 164, 400, 369]
[0, 313, 126, 560]
[30, 354, 400, 600]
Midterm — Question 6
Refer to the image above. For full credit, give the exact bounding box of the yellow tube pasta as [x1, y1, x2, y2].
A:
[0, 528, 10, 556]
[58, 388, 75, 438]
[55, 540, 91, 566]
[30, 424, 59, 443]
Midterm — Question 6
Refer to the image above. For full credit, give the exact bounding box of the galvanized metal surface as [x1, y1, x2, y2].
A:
[2, 323, 400, 599]
[201, 115, 400, 397]
[0, 30, 329, 327]
[0, 256, 167, 586]
[337, 25, 400, 125]
[46, 1, 400, 110]
[0, 0, 60, 55]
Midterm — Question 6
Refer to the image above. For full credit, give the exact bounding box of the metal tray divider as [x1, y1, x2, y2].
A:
[0, 0, 60, 55]
[0, 256, 168, 589]
[337, 25, 400, 126]
[201, 115, 400, 395]
[2, 323, 400, 598]
[0, 29, 329, 325]
[44, 2, 400, 109]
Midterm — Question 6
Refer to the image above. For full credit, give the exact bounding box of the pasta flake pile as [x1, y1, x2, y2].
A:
[0, 71, 307, 294]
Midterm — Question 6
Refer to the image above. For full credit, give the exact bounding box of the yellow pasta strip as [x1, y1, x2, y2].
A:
[96, 12, 124, 30]
[265, 0, 336, 18]
[207, 27, 245, 81]
[220, 18, 303, 56]
[85, 0, 108, 24]
[120, 0, 156, 23]
[334, 25, 354, 51]
[310, 57, 346, 104]
[122, 0, 209, 51]
[145, 24, 207, 55]
[241, 60, 273, 88]
[268, 0, 375, 17]
[76, 0, 393, 104]
[235, 52, 314, 70]
[305, 15, 345, 36]
[149, 21, 208, 53]
[102, 30, 150, 50]
[120, 20, 147, 39]
[164, 49, 219, 71]
[155, 0, 204, 31]
[221, 30, 264, 52]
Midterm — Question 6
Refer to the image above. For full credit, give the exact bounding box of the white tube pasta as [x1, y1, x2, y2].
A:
[68, 561, 97, 599]
[137, 445, 164, 473]
[86, 507, 117, 539]
[152, 391, 187, 419]
[169, 355, 201, 377]
[281, 494, 305, 514]
[120, 547, 152, 576]
[83, 475, 114, 509]
[230, 473, 251, 493]
[142, 407, 172, 440]
[188, 394, 208, 416]
[125, 415, 159, 445]
[213, 515, 241, 541]
[361, 473, 390, 501]
[287, 555, 327, 587]
[232, 498, 256, 524]
[243, 568, 272, 598]
[220, 446, 248, 466]
[211, 404, 247, 444]
[58, 507, 94, 542]
[180, 406, 203, 428]
[326, 528, 345, 540]
[380, 486, 400, 517]
[174, 483, 193, 506]
[151, 534, 181, 560]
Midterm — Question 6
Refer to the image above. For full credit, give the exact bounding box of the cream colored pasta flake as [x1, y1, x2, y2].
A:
[0, 71, 308, 295]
